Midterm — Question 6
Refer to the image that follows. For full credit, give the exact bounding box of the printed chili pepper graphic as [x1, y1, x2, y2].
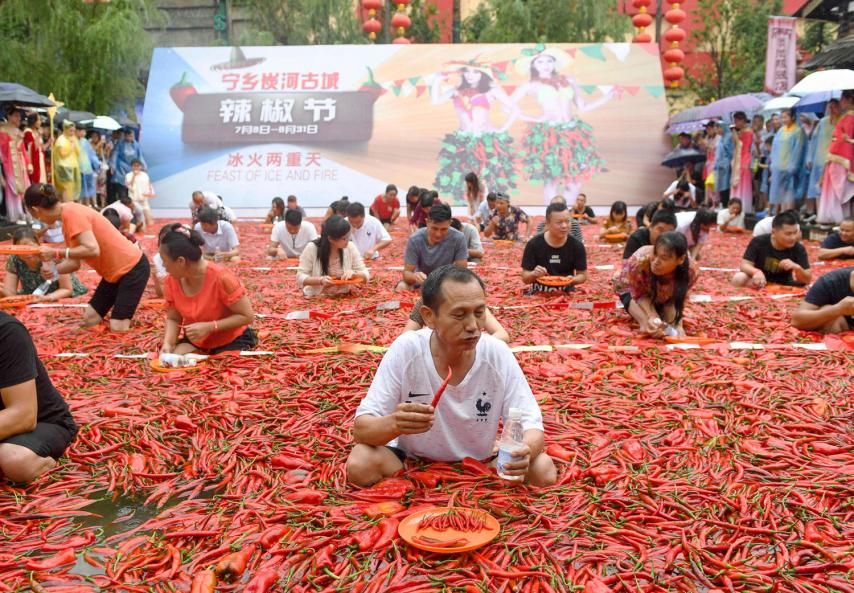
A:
[170, 72, 197, 112]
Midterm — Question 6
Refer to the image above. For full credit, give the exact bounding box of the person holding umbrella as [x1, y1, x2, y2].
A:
[24, 183, 150, 332]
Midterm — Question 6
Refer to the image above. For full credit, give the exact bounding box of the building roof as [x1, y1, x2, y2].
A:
[804, 36, 854, 69]
[793, 0, 845, 21]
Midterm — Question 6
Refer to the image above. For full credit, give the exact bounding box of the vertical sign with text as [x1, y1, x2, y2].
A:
[764, 16, 797, 96]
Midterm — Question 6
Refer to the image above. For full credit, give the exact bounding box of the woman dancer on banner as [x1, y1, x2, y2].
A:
[769, 109, 807, 216]
[23, 113, 47, 185]
[0, 108, 31, 222]
[510, 45, 614, 204]
[431, 59, 519, 204]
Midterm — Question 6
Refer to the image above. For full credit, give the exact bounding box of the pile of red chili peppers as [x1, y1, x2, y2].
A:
[1, 220, 851, 593]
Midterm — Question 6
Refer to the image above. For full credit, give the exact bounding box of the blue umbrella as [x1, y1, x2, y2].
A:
[700, 94, 764, 119]
[794, 90, 842, 114]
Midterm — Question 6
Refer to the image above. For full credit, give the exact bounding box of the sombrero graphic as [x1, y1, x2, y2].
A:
[211, 47, 265, 71]
[443, 58, 499, 79]
[515, 43, 571, 75]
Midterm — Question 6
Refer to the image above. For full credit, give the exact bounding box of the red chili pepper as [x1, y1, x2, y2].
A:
[461, 457, 490, 475]
[353, 526, 378, 552]
[362, 501, 405, 518]
[545, 443, 573, 461]
[244, 568, 279, 593]
[371, 517, 399, 551]
[170, 72, 198, 111]
[270, 454, 310, 470]
[583, 579, 614, 593]
[190, 570, 217, 593]
[26, 548, 76, 570]
[42, 531, 95, 551]
[431, 366, 453, 408]
[284, 488, 326, 504]
[354, 477, 412, 501]
[314, 544, 335, 569]
[214, 547, 253, 582]
[174, 415, 197, 431]
[409, 470, 440, 488]
[259, 525, 291, 549]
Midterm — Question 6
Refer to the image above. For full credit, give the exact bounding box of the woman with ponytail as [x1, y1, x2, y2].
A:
[297, 215, 369, 297]
[159, 224, 256, 355]
[613, 231, 698, 337]
[25, 183, 149, 332]
[676, 207, 717, 261]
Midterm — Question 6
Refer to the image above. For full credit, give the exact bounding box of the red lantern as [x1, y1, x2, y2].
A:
[632, 13, 653, 28]
[361, 0, 383, 42]
[634, 33, 653, 43]
[392, 36, 411, 44]
[665, 8, 686, 25]
[391, 13, 411, 28]
[362, 0, 383, 9]
[362, 19, 382, 35]
[664, 66, 685, 82]
[632, 0, 652, 7]
[663, 48, 685, 64]
[664, 27, 686, 43]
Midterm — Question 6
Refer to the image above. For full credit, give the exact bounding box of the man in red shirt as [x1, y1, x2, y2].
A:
[370, 184, 401, 229]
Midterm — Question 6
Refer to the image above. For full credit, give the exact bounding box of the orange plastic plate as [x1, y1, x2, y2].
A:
[0, 295, 36, 309]
[537, 275, 574, 287]
[0, 244, 41, 256]
[149, 358, 203, 373]
[663, 335, 718, 346]
[140, 298, 167, 310]
[399, 507, 500, 554]
[493, 240, 515, 246]
[328, 276, 366, 286]
[603, 233, 628, 243]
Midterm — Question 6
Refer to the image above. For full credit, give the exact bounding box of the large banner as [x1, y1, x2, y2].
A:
[764, 17, 797, 96]
[142, 44, 672, 209]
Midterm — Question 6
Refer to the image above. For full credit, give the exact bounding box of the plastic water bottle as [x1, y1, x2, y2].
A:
[33, 263, 58, 297]
[496, 407, 525, 481]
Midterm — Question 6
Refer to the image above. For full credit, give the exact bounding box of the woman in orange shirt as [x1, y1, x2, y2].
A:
[159, 224, 256, 355]
[24, 183, 150, 332]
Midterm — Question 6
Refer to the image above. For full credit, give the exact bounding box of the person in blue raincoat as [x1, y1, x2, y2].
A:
[77, 127, 101, 209]
[794, 113, 817, 210]
[713, 122, 733, 208]
[769, 109, 807, 216]
[108, 128, 146, 202]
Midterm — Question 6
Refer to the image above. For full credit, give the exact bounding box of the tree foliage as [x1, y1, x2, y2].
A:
[0, 0, 162, 115]
[461, 0, 630, 43]
[236, 0, 365, 46]
[407, 0, 442, 44]
[686, 0, 783, 103]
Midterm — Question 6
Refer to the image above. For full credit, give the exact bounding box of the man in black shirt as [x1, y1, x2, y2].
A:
[521, 202, 587, 293]
[818, 218, 854, 261]
[0, 312, 77, 482]
[791, 267, 854, 333]
[732, 211, 811, 287]
[571, 193, 597, 224]
[623, 210, 678, 260]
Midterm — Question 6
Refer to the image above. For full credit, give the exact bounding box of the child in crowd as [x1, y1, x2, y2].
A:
[1, 228, 87, 301]
[125, 159, 155, 230]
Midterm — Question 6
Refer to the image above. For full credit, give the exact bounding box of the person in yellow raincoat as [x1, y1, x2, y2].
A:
[53, 120, 81, 202]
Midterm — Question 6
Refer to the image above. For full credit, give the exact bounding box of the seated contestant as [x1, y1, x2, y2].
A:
[103, 194, 144, 235]
[404, 185, 421, 221]
[267, 209, 317, 259]
[752, 209, 801, 239]
[286, 195, 306, 217]
[151, 225, 171, 298]
[370, 184, 401, 229]
[731, 211, 811, 288]
[160, 225, 257, 355]
[265, 197, 286, 224]
[535, 196, 584, 243]
[2, 228, 87, 301]
[409, 190, 439, 231]
[25, 183, 150, 332]
[521, 201, 588, 293]
[0, 312, 78, 483]
[571, 193, 597, 224]
[818, 217, 854, 260]
[324, 197, 349, 221]
[614, 232, 698, 337]
[297, 215, 370, 297]
[717, 198, 745, 232]
[791, 267, 854, 333]
[189, 190, 235, 224]
[600, 200, 633, 238]
[194, 207, 241, 262]
[346, 265, 556, 487]
[663, 179, 697, 209]
[347, 202, 392, 260]
[483, 192, 531, 241]
[475, 192, 497, 231]
[451, 218, 483, 262]
[623, 209, 677, 260]
[398, 203, 467, 291]
[636, 197, 675, 229]
[676, 207, 716, 261]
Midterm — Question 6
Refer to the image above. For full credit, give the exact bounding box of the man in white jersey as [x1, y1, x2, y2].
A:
[346, 265, 556, 487]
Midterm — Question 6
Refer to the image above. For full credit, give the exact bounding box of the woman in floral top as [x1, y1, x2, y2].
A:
[613, 231, 698, 337]
[484, 193, 531, 241]
[1, 228, 87, 301]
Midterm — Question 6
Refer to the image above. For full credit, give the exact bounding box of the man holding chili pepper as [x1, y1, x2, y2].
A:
[347, 265, 556, 487]
[0, 312, 77, 483]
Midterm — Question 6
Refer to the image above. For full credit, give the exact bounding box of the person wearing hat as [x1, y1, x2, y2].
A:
[53, 121, 81, 203]
[431, 60, 519, 203]
[509, 45, 613, 205]
[108, 128, 146, 203]
[0, 108, 31, 222]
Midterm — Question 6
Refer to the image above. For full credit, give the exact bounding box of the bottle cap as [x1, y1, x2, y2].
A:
[508, 407, 523, 419]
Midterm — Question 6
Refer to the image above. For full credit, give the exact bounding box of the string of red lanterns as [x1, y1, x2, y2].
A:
[631, 0, 653, 44]
[362, 0, 383, 42]
[391, 0, 412, 44]
[663, 0, 687, 88]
